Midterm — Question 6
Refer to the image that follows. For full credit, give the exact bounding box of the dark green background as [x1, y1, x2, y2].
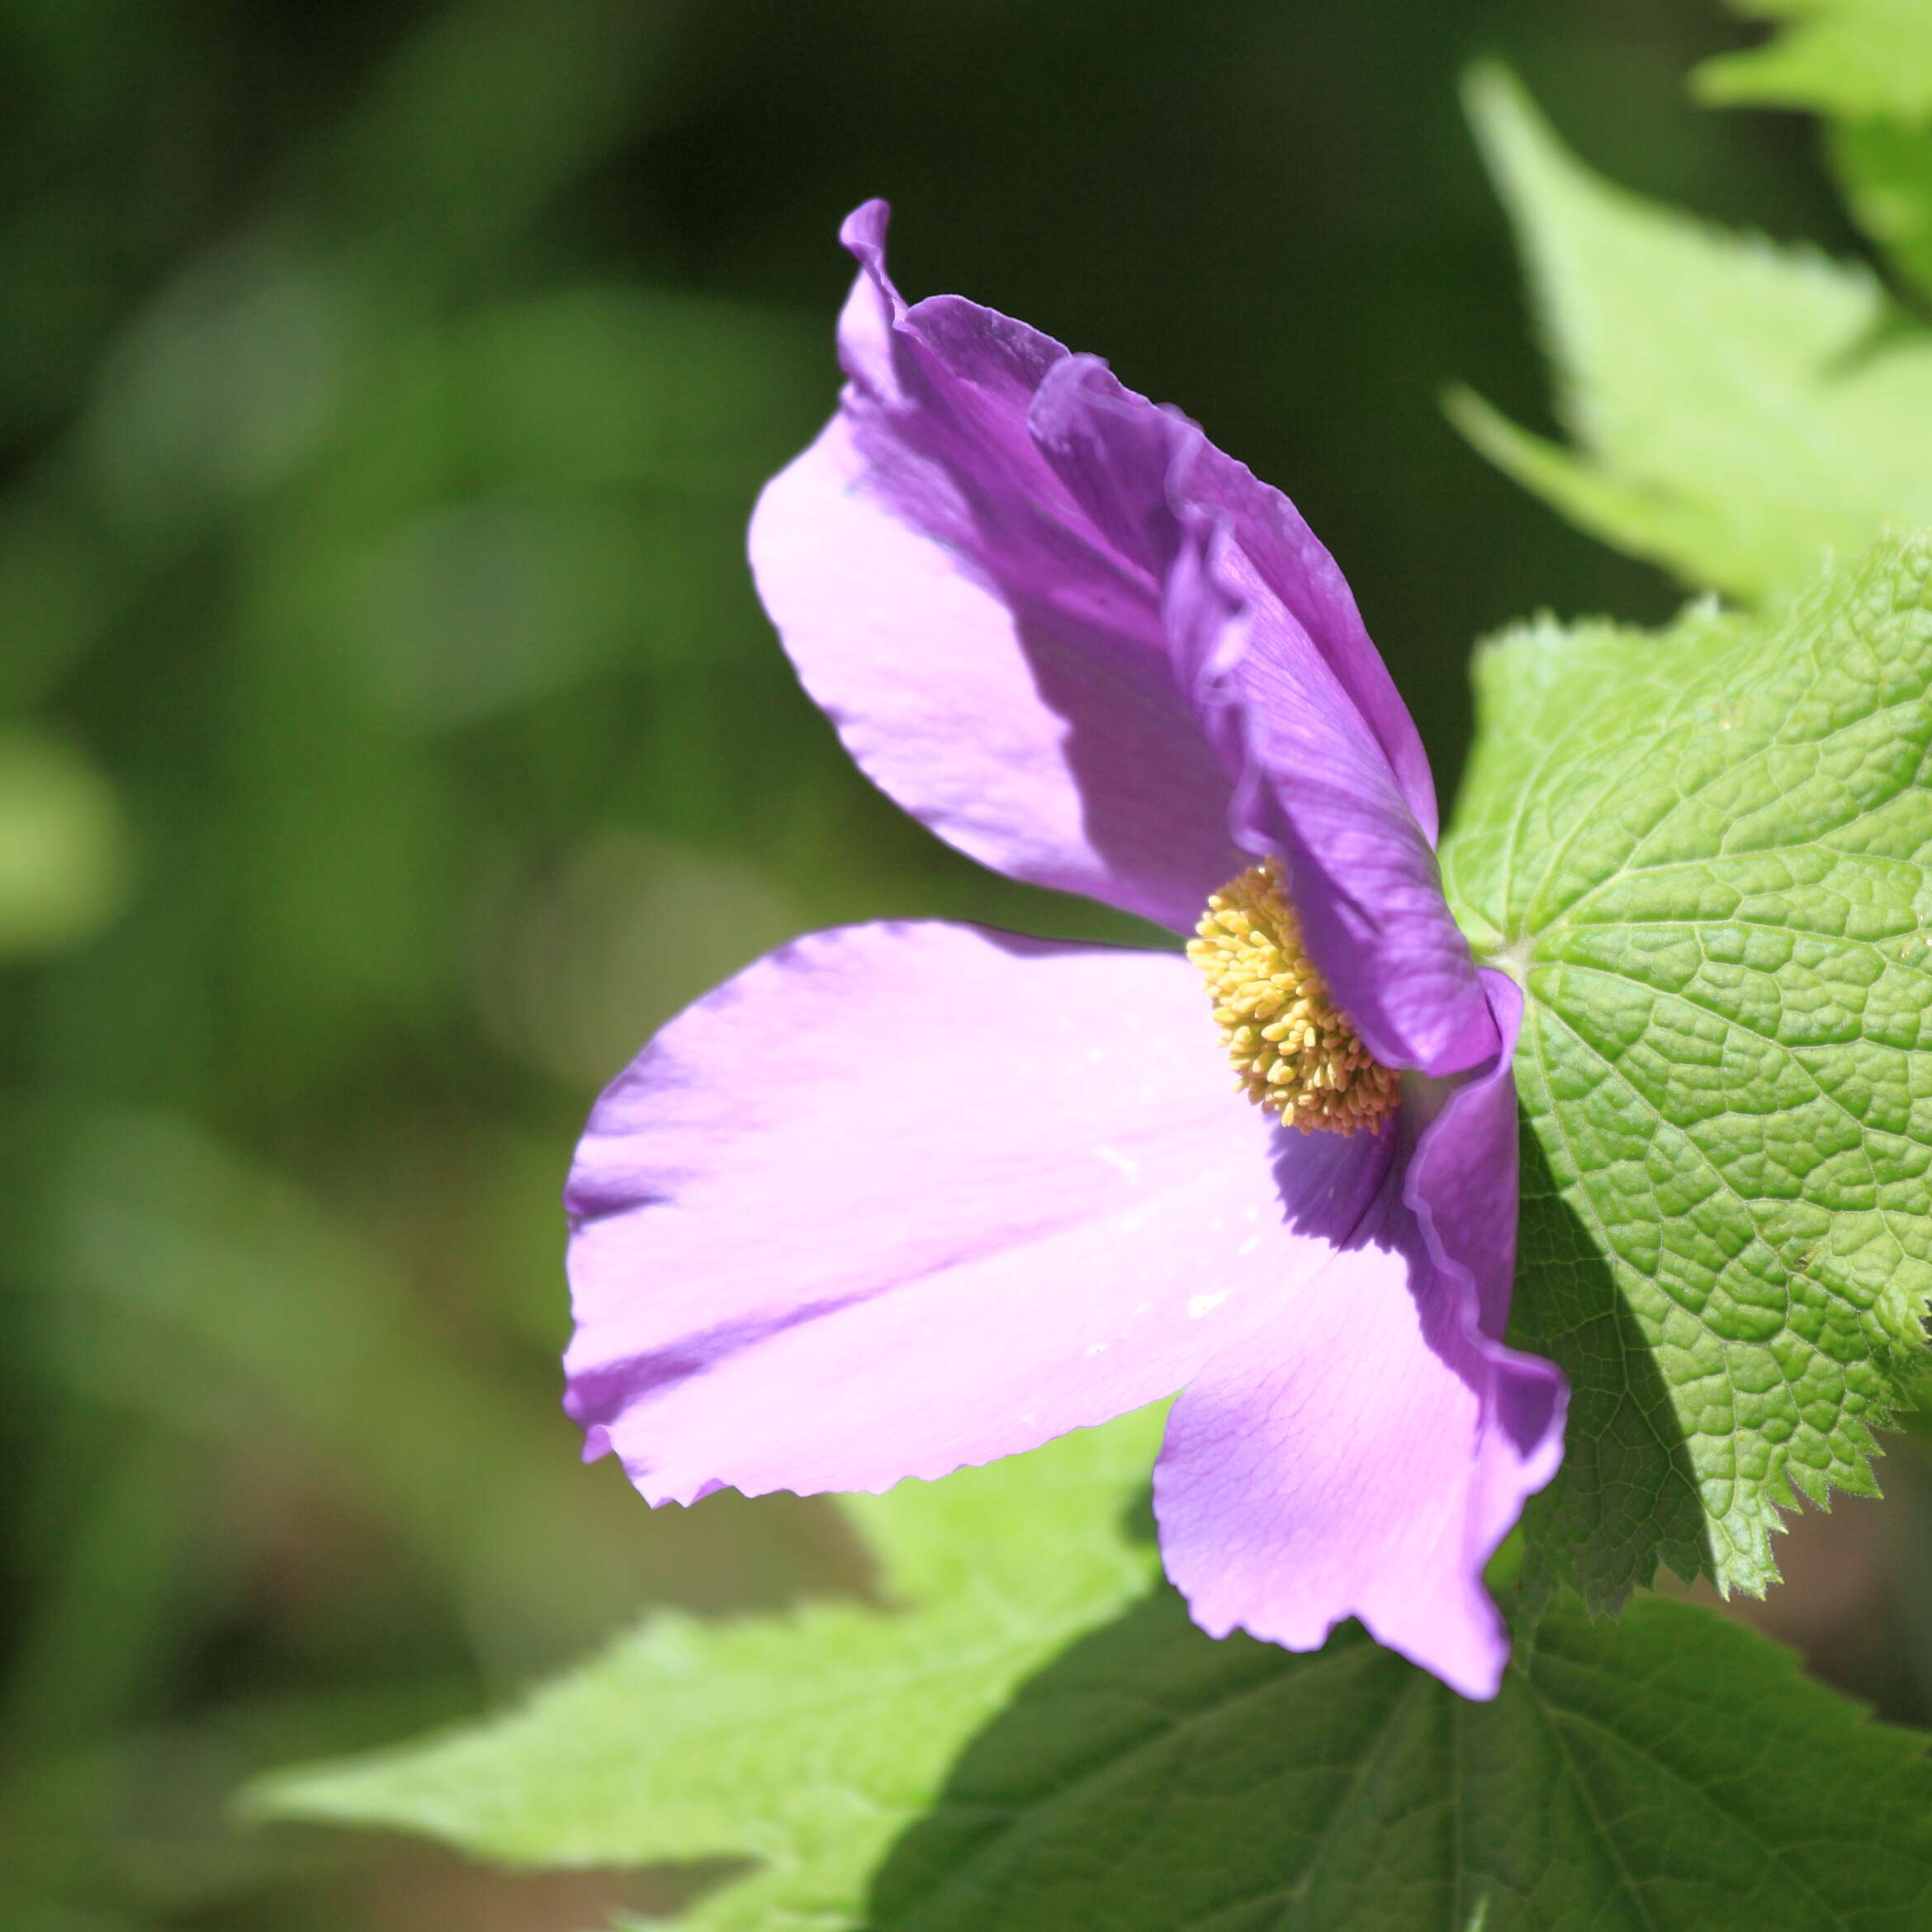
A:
[0, 2, 1909, 1927]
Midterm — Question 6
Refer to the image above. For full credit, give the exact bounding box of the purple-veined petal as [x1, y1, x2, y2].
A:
[1025, 351, 1437, 841]
[755, 202, 1469, 983]
[1020, 352, 1494, 1075]
[750, 206, 1243, 934]
[1151, 971, 1566, 1700]
[1167, 496, 1496, 1076]
[750, 415, 1241, 934]
[757, 201, 1492, 1068]
[563, 920, 1391, 1503]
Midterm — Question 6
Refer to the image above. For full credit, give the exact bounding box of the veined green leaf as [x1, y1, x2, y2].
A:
[865, 1593, 1932, 1932]
[1442, 535, 1932, 1605]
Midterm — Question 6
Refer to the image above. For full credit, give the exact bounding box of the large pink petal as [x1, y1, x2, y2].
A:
[563, 921, 1390, 1503]
[753, 201, 1470, 953]
[1014, 356, 1494, 1076]
[1023, 354, 1437, 842]
[750, 414, 1242, 934]
[1152, 972, 1566, 1699]
[1165, 495, 1495, 1077]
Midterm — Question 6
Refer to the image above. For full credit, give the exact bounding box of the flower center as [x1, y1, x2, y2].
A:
[1186, 859, 1400, 1136]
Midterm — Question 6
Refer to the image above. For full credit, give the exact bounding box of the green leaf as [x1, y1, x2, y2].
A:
[1694, 0, 1932, 125]
[1442, 535, 1932, 1607]
[246, 1409, 1167, 1932]
[1830, 118, 1932, 305]
[254, 1556, 1932, 1929]
[1455, 65, 1932, 604]
[1692, 5, 1932, 312]
[868, 1593, 1932, 1932]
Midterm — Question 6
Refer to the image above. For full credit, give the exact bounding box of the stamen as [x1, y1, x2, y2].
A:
[1186, 858, 1400, 1136]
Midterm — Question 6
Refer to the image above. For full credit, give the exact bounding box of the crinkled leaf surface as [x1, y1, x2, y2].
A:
[1695, 0, 1932, 124]
[248, 1409, 1166, 1932]
[1452, 65, 1932, 604]
[1442, 537, 1932, 1608]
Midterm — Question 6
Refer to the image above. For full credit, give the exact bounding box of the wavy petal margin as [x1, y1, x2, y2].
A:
[1153, 971, 1565, 1698]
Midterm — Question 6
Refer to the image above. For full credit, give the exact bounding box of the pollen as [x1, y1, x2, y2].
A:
[1186, 859, 1399, 1136]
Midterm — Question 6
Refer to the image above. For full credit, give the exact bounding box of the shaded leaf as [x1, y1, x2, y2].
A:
[866, 1592, 1932, 1932]
[1830, 116, 1932, 304]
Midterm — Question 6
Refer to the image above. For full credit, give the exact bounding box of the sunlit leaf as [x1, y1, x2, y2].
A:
[1455, 64, 1932, 604]
[1695, 0, 1932, 125]
[1442, 535, 1932, 1605]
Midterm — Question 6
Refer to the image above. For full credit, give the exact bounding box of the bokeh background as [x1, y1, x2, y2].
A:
[2, 1, 1920, 1926]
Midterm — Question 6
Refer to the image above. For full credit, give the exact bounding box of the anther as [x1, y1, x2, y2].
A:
[1186, 859, 1399, 1136]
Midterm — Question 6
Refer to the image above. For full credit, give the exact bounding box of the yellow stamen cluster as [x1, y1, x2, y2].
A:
[1186, 859, 1400, 1136]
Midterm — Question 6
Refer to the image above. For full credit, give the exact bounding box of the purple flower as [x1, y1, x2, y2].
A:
[563, 202, 1567, 1698]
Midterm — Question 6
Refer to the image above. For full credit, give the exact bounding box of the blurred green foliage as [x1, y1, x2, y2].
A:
[0, 1, 1899, 1927]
